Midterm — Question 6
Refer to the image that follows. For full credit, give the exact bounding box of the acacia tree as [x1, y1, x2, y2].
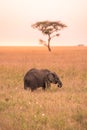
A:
[32, 20, 67, 51]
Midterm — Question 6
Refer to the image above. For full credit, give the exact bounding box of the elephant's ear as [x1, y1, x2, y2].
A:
[47, 73, 54, 82]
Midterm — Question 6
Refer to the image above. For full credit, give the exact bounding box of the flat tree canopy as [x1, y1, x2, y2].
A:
[32, 20, 67, 51]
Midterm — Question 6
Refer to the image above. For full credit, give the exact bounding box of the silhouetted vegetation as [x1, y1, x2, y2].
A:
[32, 20, 67, 51]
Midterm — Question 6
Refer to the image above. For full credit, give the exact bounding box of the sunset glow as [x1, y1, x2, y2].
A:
[0, 0, 87, 46]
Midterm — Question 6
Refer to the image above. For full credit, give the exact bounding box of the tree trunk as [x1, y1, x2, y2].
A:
[47, 35, 51, 51]
[48, 43, 51, 51]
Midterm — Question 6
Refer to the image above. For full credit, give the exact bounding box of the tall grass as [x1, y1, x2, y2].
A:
[0, 46, 87, 130]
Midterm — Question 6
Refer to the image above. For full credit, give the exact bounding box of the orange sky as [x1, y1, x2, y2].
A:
[0, 0, 87, 46]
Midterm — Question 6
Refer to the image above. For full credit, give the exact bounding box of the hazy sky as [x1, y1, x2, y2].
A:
[0, 0, 87, 46]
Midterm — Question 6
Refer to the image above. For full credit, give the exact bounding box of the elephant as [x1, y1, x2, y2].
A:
[24, 68, 62, 91]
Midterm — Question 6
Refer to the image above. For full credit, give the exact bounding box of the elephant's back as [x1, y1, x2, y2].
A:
[24, 68, 51, 80]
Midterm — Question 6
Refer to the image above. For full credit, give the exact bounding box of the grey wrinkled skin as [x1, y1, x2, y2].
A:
[24, 68, 62, 91]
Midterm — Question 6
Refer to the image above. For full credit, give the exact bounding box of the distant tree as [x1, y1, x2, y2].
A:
[32, 20, 67, 51]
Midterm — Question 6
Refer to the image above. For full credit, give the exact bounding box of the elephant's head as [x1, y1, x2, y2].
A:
[47, 72, 62, 88]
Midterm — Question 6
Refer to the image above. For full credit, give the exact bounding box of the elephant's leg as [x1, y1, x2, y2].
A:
[31, 87, 36, 92]
[29, 82, 37, 92]
[46, 80, 51, 89]
[24, 79, 29, 89]
[24, 86, 28, 90]
[42, 82, 46, 90]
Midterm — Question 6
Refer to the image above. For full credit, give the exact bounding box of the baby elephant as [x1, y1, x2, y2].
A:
[24, 68, 62, 91]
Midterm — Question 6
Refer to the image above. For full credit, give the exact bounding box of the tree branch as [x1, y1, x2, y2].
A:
[39, 39, 48, 47]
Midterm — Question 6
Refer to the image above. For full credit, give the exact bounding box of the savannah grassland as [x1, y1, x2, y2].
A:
[0, 46, 87, 130]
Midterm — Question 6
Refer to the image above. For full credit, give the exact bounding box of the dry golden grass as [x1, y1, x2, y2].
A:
[0, 46, 87, 130]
